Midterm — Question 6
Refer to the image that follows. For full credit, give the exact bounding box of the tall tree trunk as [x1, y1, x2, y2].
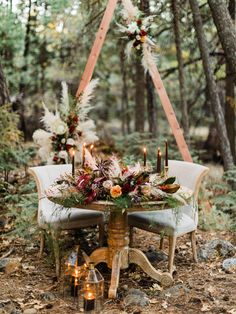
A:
[120, 42, 131, 135]
[189, 0, 234, 170]
[146, 73, 157, 136]
[225, 0, 235, 162]
[172, 0, 189, 141]
[134, 57, 145, 132]
[20, 0, 32, 94]
[0, 62, 10, 106]
[140, 0, 158, 137]
[208, 0, 236, 82]
[134, 0, 147, 133]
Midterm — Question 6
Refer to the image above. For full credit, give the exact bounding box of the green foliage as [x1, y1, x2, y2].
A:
[5, 179, 38, 238]
[198, 206, 233, 231]
[0, 104, 22, 147]
[213, 168, 236, 217]
[199, 167, 236, 231]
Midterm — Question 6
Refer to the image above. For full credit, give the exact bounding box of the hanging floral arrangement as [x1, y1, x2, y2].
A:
[33, 80, 99, 164]
[119, 0, 158, 74]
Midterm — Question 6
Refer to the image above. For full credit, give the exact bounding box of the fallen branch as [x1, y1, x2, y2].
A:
[0, 248, 14, 260]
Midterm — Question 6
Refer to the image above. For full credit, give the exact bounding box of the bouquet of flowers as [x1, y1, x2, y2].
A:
[119, 0, 158, 74]
[46, 154, 184, 209]
[33, 80, 99, 164]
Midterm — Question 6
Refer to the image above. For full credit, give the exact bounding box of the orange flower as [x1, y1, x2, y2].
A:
[140, 36, 146, 43]
[110, 185, 122, 198]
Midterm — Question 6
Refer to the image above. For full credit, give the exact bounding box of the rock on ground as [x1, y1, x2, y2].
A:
[222, 258, 236, 273]
[198, 239, 235, 261]
[124, 288, 150, 307]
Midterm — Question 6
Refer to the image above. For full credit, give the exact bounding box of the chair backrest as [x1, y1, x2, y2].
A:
[168, 160, 209, 199]
[29, 164, 72, 225]
[29, 164, 72, 198]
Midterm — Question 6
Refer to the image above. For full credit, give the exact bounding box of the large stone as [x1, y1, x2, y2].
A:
[124, 288, 150, 307]
[198, 239, 235, 261]
[160, 284, 190, 298]
[145, 248, 168, 263]
[222, 258, 236, 273]
[11, 309, 22, 314]
[23, 309, 37, 314]
[39, 292, 56, 301]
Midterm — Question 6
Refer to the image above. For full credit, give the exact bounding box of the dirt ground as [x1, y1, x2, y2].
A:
[0, 228, 236, 314]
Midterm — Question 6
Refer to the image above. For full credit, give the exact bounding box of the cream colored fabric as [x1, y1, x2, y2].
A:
[128, 205, 197, 236]
[128, 160, 209, 236]
[29, 165, 104, 229]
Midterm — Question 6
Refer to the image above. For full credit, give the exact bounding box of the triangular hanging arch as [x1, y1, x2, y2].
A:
[76, 0, 192, 162]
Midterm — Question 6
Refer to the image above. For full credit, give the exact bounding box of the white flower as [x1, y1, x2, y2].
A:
[127, 21, 139, 33]
[136, 45, 141, 50]
[58, 150, 68, 160]
[141, 184, 151, 196]
[136, 35, 141, 40]
[51, 119, 68, 135]
[33, 129, 52, 147]
[61, 138, 66, 144]
[103, 180, 113, 190]
[38, 146, 51, 162]
[66, 138, 75, 146]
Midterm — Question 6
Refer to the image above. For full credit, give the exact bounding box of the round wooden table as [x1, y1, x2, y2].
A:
[52, 199, 174, 298]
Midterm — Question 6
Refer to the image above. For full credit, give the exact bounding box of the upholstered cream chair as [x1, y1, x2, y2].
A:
[29, 164, 104, 277]
[128, 160, 209, 274]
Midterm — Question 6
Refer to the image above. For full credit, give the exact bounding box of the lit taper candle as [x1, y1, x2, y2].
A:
[82, 143, 86, 167]
[165, 140, 168, 167]
[90, 144, 94, 156]
[143, 147, 147, 168]
[69, 148, 75, 176]
[156, 147, 162, 174]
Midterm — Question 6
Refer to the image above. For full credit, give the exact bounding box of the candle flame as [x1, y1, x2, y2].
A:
[90, 144, 94, 150]
[69, 148, 75, 157]
[143, 147, 147, 153]
[85, 291, 95, 300]
[75, 269, 79, 277]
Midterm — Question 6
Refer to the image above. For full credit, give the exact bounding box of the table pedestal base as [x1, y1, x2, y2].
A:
[89, 210, 173, 298]
[89, 246, 173, 298]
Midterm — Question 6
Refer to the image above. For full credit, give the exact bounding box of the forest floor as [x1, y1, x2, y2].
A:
[0, 227, 235, 314]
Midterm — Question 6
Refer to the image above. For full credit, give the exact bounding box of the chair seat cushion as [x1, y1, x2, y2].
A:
[128, 206, 197, 236]
[39, 198, 104, 230]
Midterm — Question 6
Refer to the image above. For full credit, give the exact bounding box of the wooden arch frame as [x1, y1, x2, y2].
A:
[76, 0, 192, 162]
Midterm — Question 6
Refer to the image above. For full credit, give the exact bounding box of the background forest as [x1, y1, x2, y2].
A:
[0, 0, 235, 233]
[0, 1, 236, 313]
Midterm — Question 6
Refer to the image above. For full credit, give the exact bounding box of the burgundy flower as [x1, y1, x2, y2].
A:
[53, 156, 58, 162]
[66, 144, 73, 151]
[69, 125, 76, 133]
[122, 182, 134, 193]
[73, 116, 79, 123]
[76, 174, 91, 190]
[84, 190, 97, 204]
[136, 19, 142, 25]
[140, 30, 147, 36]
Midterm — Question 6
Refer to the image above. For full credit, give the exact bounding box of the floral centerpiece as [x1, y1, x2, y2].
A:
[33, 80, 99, 164]
[46, 153, 193, 210]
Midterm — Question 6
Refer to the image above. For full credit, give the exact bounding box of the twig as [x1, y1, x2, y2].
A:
[0, 248, 14, 260]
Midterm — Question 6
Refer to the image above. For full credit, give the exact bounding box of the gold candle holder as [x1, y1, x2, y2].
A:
[164, 166, 169, 179]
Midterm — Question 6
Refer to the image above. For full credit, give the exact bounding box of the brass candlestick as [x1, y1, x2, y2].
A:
[164, 166, 169, 179]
